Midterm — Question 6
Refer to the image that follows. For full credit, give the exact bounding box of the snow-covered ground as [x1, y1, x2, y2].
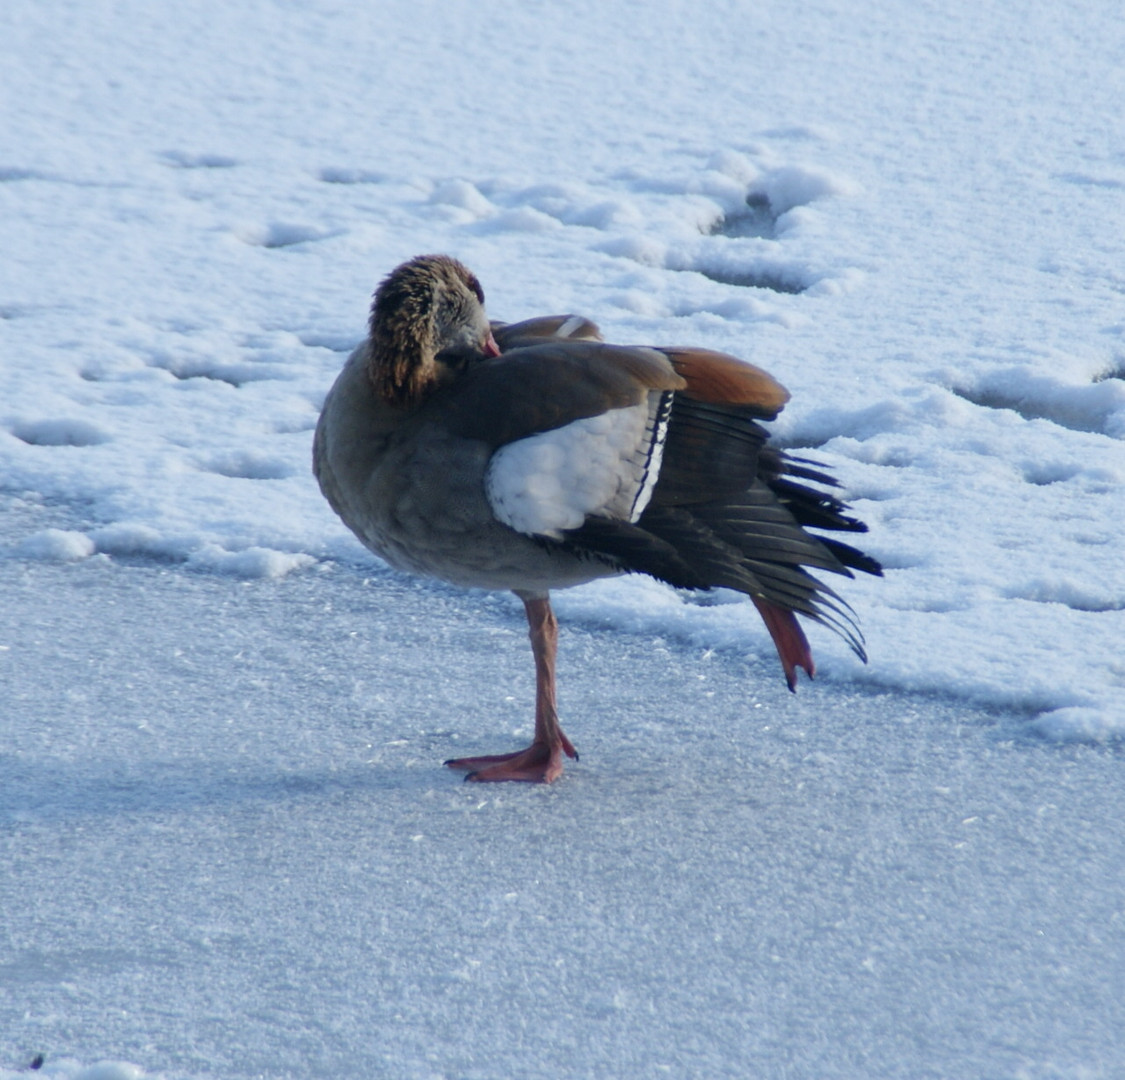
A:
[2, 1, 1124, 1077]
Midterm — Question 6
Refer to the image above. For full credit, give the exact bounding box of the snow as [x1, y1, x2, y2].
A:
[2, 0, 1125, 1076]
[4, 554, 1125, 1080]
[14, 528, 97, 563]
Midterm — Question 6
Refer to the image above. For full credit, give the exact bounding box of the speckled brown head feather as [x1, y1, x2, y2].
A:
[368, 254, 489, 407]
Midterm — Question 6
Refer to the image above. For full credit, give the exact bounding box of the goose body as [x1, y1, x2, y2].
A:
[314, 255, 881, 782]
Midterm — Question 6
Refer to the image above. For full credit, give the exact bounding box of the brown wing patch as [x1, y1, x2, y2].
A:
[492, 315, 604, 351]
[659, 347, 790, 418]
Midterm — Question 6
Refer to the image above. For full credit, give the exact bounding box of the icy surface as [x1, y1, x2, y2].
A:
[3, 552, 1125, 1080]
[3, 0, 1125, 1075]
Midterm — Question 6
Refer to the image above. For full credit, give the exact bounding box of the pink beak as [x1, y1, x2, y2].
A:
[482, 330, 501, 358]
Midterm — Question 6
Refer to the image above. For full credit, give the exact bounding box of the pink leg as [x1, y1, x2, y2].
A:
[445, 593, 578, 783]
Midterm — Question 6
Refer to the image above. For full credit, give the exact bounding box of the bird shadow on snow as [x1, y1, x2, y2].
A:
[0, 754, 432, 827]
[1, 530, 1102, 836]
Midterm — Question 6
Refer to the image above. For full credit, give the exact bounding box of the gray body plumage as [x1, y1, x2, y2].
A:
[313, 340, 620, 594]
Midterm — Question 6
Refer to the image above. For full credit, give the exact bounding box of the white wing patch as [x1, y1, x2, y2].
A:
[486, 391, 673, 538]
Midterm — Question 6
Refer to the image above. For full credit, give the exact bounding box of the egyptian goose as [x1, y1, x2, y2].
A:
[313, 255, 881, 782]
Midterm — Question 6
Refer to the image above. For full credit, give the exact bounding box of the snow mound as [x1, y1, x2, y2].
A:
[185, 543, 317, 578]
[14, 528, 96, 561]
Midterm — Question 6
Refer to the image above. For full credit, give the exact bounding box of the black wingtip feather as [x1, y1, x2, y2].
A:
[820, 538, 884, 577]
[549, 387, 881, 670]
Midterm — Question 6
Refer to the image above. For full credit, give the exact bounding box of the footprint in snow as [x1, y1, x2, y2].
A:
[1093, 361, 1125, 384]
[145, 355, 291, 388]
[0, 166, 54, 182]
[317, 166, 388, 184]
[419, 157, 854, 299]
[687, 191, 806, 294]
[234, 222, 342, 249]
[9, 418, 111, 447]
[296, 330, 360, 353]
[1019, 461, 1083, 486]
[1001, 578, 1124, 613]
[158, 150, 239, 169]
[709, 191, 778, 240]
[686, 259, 808, 295]
[203, 451, 296, 480]
[1, 303, 39, 319]
[951, 361, 1125, 438]
[674, 161, 862, 296]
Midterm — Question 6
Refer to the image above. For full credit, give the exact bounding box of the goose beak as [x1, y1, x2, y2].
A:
[482, 330, 501, 358]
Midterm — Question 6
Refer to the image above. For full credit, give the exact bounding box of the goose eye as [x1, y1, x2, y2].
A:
[467, 275, 485, 304]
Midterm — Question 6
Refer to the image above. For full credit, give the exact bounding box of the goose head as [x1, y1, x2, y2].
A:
[368, 254, 501, 407]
